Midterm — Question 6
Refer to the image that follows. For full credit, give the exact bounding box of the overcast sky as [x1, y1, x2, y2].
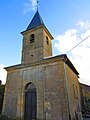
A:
[0, 0, 90, 85]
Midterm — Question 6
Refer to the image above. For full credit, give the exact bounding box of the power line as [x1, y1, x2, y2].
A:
[66, 35, 90, 54]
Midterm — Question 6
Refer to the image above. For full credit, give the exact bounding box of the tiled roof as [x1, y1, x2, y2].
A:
[26, 10, 44, 30]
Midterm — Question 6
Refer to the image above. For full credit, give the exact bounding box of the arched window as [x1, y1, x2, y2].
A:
[30, 34, 34, 43]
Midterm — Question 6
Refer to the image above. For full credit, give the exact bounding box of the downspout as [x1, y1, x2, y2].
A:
[64, 57, 71, 120]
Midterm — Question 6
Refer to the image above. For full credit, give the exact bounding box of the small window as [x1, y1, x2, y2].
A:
[73, 84, 76, 99]
[76, 86, 78, 99]
[30, 34, 34, 43]
[46, 36, 49, 45]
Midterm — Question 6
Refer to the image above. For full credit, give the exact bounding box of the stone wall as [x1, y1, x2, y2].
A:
[2, 56, 82, 120]
[0, 84, 5, 114]
[65, 63, 82, 120]
[80, 83, 90, 117]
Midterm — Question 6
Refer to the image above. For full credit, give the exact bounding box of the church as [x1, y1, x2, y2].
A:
[2, 10, 82, 120]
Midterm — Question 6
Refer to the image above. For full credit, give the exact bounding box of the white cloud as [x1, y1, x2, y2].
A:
[54, 20, 90, 85]
[24, 0, 37, 14]
[54, 29, 79, 53]
[31, 0, 37, 7]
[76, 20, 90, 30]
[0, 64, 7, 84]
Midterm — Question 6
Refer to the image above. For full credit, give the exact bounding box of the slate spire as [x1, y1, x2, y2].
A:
[26, 10, 45, 31]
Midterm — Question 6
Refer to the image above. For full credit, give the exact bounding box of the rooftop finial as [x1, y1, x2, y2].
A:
[36, 0, 39, 11]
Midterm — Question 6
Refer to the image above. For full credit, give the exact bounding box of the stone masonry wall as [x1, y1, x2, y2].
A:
[65, 63, 82, 120]
[2, 58, 81, 120]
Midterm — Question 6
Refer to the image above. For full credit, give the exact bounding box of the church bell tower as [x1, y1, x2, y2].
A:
[21, 10, 53, 64]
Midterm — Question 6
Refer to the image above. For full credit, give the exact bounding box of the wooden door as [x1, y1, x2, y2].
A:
[24, 83, 37, 120]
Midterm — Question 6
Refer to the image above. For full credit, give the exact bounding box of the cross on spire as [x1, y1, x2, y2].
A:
[36, 0, 39, 11]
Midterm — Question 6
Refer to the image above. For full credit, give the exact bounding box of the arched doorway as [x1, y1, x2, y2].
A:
[24, 82, 37, 120]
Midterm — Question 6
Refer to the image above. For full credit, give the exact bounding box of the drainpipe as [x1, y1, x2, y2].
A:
[64, 57, 71, 120]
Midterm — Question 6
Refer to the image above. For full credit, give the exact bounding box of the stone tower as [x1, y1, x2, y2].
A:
[21, 10, 53, 64]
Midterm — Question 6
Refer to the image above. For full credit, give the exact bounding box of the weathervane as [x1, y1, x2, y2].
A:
[33, 0, 40, 11]
[36, 0, 40, 11]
